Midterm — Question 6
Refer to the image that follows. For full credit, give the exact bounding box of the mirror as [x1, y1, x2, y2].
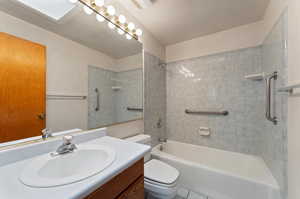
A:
[0, 0, 143, 145]
[88, 61, 143, 129]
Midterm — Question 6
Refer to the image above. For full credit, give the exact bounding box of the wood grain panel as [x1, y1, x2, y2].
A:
[84, 158, 144, 199]
[116, 176, 144, 199]
[0, 32, 46, 143]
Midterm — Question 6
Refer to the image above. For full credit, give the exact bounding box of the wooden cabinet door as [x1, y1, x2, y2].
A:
[116, 176, 144, 199]
[0, 32, 46, 143]
[84, 159, 144, 199]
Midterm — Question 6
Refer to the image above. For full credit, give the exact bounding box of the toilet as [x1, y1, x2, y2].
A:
[125, 135, 180, 199]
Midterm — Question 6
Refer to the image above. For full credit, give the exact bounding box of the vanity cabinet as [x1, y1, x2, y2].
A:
[84, 158, 144, 199]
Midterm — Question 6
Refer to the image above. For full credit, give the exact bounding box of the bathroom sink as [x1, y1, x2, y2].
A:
[19, 145, 116, 188]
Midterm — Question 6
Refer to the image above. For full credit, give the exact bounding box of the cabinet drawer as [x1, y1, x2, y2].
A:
[84, 158, 144, 199]
[116, 176, 144, 199]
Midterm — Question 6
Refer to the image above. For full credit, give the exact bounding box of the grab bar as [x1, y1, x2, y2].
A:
[95, 88, 100, 111]
[127, 107, 143, 112]
[47, 95, 87, 100]
[265, 71, 277, 125]
[278, 82, 300, 94]
[185, 109, 229, 116]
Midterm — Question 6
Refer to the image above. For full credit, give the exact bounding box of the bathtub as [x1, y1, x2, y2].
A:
[151, 140, 280, 199]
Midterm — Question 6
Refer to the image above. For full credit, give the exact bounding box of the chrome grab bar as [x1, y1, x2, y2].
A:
[185, 109, 229, 116]
[265, 71, 278, 125]
[47, 95, 87, 100]
[95, 88, 100, 111]
[127, 107, 143, 112]
[278, 82, 300, 94]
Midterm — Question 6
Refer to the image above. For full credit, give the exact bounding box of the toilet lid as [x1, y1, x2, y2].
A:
[144, 159, 179, 185]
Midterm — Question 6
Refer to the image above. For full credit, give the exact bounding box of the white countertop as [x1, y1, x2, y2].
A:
[0, 136, 150, 199]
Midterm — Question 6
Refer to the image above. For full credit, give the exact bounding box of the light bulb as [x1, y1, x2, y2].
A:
[108, 22, 116, 29]
[126, 34, 132, 40]
[136, 29, 143, 36]
[127, 22, 135, 31]
[118, 15, 126, 24]
[96, 14, 105, 22]
[69, 0, 78, 3]
[107, 5, 116, 16]
[95, 0, 104, 7]
[118, 29, 125, 35]
[83, 6, 93, 15]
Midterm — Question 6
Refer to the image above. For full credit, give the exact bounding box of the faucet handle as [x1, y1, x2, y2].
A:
[42, 129, 46, 134]
[42, 128, 51, 134]
[63, 135, 73, 145]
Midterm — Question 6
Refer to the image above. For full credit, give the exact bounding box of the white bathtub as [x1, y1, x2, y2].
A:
[151, 140, 280, 199]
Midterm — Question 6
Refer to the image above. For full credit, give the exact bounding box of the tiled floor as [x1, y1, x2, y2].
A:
[146, 189, 209, 199]
[176, 187, 209, 199]
[175, 196, 185, 199]
[175, 191, 208, 199]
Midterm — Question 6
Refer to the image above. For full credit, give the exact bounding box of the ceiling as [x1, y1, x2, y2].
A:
[118, 0, 270, 45]
[0, 0, 270, 53]
[0, 0, 142, 59]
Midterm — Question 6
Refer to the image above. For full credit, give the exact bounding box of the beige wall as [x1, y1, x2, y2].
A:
[115, 53, 143, 72]
[165, 0, 288, 63]
[166, 21, 264, 63]
[141, 31, 165, 61]
[288, 0, 300, 198]
[262, 0, 288, 38]
[0, 11, 115, 131]
[0, 11, 145, 136]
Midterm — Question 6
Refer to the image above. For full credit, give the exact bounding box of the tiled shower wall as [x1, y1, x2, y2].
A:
[166, 47, 264, 155]
[165, 11, 287, 197]
[114, 69, 143, 123]
[88, 66, 143, 129]
[261, 10, 288, 198]
[88, 66, 116, 128]
[144, 51, 166, 146]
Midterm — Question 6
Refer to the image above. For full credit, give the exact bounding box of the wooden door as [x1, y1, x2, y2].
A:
[0, 32, 46, 143]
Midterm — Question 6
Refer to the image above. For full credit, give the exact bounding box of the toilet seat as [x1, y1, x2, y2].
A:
[145, 159, 180, 185]
[144, 159, 179, 199]
[145, 177, 177, 188]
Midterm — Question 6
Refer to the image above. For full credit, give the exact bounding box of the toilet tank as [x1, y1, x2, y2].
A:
[125, 134, 151, 162]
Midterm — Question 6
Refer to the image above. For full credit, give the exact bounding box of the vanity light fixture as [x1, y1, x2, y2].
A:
[127, 22, 135, 31]
[69, 0, 79, 3]
[108, 21, 116, 29]
[118, 29, 125, 35]
[106, 5, 116, 16]
[83, 5, 93, 15]
[96, 14, 105, 22]
[126, 34, 133, 40]
[69, 0, 143, 40]
[94, 0, 104, 7]
[118, 15, 126, 24]
[136, 29, 143, 36]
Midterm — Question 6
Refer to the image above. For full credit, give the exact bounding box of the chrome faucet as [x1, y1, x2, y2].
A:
[158, 138, 167, 143]
[42, 128, 52, 140]
[158, 138, 167, 151]
[51, 135, 77, 157]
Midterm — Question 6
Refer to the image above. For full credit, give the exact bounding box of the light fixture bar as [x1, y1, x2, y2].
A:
[78, 0, 140, 40]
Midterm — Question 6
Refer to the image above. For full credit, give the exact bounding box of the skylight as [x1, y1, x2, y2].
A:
[16, 0, 76, 21]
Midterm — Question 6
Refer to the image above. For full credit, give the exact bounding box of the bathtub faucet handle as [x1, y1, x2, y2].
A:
[158, 138, 167, 143]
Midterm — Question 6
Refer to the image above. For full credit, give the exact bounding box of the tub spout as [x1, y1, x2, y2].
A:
[158, 138, 167, 143]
